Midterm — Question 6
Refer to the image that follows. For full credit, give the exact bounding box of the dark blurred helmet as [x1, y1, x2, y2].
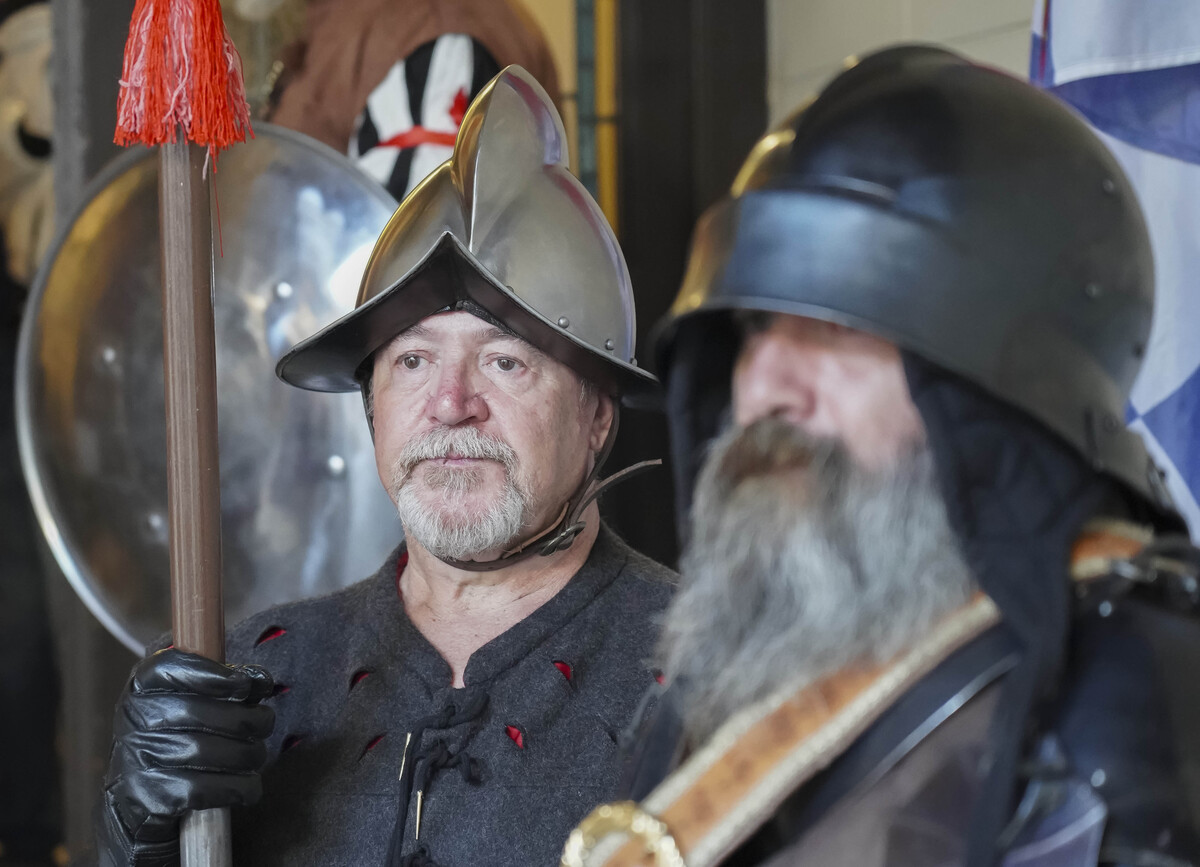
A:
[655, 44, 1167, 517]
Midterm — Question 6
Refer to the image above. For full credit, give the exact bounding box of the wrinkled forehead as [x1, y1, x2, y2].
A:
[385, 309, 538, 353]
[373, 310, 601, 401]
[361, 308, 541, 389]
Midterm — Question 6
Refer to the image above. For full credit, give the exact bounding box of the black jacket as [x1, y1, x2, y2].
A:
[227, 525, 674, 866]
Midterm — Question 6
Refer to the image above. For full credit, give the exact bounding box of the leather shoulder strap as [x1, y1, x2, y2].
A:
[564, 595, 1001, 867]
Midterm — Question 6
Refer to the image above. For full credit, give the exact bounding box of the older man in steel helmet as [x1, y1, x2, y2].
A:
[95, 67, 674, 867]
[566, 46, 1200, 867]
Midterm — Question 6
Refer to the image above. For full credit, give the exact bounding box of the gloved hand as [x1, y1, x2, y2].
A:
[96, 648, 276, 867]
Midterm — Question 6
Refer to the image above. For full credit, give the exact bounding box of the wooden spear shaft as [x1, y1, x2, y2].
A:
[115, 0, 248, 859]
[159, 137, 230, 866]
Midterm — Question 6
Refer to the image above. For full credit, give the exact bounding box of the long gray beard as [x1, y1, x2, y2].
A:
[389, 426, 533, 561]
[659, 418, 976, 746]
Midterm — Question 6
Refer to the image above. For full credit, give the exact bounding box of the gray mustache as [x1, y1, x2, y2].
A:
[396, 426, 518, 473]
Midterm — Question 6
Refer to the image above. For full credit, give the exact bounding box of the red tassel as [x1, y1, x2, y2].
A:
[114, 0, 253, 157]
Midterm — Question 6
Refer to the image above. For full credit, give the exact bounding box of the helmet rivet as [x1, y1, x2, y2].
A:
[558, 316, 570, 328]
[605, 339, 615, 351]
[1085, 282, 1102, 299]
[327, 455, 346, 476]
[1101, 178, 1116, 194]
[275, 281, 294, 299]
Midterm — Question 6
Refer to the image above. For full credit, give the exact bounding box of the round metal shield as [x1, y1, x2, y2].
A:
[17, 123, 401, 653]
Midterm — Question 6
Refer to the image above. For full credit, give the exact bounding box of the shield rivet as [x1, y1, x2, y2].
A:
[558, 316, 570, 328]
[605, 339, 615, 351]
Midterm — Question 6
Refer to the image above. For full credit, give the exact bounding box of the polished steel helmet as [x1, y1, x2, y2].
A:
[276, 65, 657, 404]
[655, 45, 1167, 513]
[17, 124, 400, 652]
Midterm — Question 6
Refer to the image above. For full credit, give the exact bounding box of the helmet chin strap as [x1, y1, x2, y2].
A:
[440, 406, 661, 572]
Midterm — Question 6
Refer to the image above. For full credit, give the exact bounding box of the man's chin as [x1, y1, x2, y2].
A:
[392, 467, 532, 562]
[407, 476, 502, 506]
[406, 520, 523, 563]
[421, 502, 504, 530]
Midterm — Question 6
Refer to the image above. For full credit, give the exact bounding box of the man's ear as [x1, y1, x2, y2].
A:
[589, 392, 615, 452]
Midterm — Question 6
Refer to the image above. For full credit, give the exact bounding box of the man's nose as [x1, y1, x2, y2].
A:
[428, 360, 489, 426]
[732, 334, 818, 429]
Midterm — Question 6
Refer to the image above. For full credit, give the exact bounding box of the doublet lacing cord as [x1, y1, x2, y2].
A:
[387, 692, 490, 867]
[399, 844, 439, 867]
[410, 738, 485, 838]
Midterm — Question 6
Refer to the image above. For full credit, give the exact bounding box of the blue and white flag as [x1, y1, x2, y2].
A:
[1032, 0, 1200, 531]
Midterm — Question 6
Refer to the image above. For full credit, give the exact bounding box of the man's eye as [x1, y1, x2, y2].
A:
[495, 357, 519, 372]
[401, 355, 423, 370]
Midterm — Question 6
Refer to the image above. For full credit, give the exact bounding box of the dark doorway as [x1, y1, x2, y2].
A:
[601, 0, 767, 568]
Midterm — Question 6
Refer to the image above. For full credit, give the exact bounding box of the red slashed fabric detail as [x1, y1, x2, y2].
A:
[394, 551, 410, 597]
[350, 670, 371, 689]
[552, 660, 573, 681]
[360, 734, 386, 759]
[504, 725, 525, 749]
[271, 683, 291, 697]
[255, 625, 287, 646]
[281, 734, 304, 752]
[654, 671, 665, 685]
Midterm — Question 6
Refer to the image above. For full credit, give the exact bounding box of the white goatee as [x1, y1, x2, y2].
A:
[388, 426, 533, 561]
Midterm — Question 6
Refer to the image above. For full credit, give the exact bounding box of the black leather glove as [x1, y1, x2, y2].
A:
[96, 648, 275, 867]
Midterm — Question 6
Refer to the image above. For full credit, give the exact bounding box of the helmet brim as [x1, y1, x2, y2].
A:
[276, 233, 660, 407]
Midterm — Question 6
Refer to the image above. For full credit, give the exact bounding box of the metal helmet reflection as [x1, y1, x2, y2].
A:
[275, 65, 657, 404]
[17, 124, 400, 653]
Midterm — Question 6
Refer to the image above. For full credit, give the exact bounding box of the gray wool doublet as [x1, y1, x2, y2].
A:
[224, 525, 675, 866]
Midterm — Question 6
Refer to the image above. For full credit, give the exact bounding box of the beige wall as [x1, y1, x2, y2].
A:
[514, 0, 579, 169]
[511, 0, 621, 226]
[515, 0, 577, 95]
[768, 0, 1034, 123]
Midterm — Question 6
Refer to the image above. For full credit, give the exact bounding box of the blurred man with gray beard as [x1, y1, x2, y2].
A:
[563, 46, 1200, 867]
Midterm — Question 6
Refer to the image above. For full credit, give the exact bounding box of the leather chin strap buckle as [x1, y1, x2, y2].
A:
[541, 522, 587, 556]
